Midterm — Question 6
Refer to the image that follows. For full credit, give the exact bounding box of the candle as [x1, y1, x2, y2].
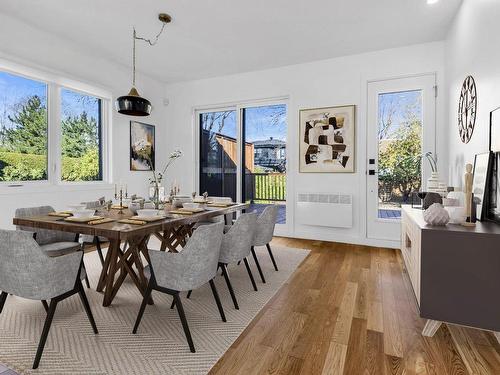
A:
[125, 184, 128, 196]
[114, 184, 117, 196]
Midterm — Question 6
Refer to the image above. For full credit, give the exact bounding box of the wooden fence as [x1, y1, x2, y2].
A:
[245, 173, 286, 202]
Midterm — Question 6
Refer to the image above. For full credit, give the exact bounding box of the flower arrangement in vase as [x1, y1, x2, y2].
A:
[138, 148, 182, 209]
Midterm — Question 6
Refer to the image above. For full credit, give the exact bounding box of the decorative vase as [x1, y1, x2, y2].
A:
[423, 203, 450, 226]
[427, 172, 447, 197]
[423, 192, 443, 210]
[149, 183, 165, 209]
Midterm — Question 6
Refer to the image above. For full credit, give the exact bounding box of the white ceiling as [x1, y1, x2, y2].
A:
[1, 0, 462, 83]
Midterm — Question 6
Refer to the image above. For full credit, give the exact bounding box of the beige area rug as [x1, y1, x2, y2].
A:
[0, 243, 309, 375]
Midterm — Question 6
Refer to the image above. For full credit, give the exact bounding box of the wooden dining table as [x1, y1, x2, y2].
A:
[13, 203, 249, 307]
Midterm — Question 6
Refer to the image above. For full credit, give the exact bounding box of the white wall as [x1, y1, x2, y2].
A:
[0, 14, 167, 229]
[164, 42, 446, 247]
[445, 0, 500, 188]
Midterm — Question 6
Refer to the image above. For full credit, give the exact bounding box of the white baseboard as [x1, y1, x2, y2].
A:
[279, 229, 400, 249]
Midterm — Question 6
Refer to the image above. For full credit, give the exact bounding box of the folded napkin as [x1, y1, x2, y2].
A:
[179, 207, 205, 213]
[88, 218, 115, 225]
[169, 210, 194, 215]
[111, 205, 128, 209]
[118, 219, 147, 225]
[48, 212, 72, 217]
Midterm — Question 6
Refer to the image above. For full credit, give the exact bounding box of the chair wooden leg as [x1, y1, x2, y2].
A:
[133, 280, 153, 334]
[209, 279, 227, 322]
[0, 292, 7, 314]
[95, 237, 105, 267]
[266, 243, 279, 271]
[82, 261, 91, 289]
[251, 246, 266, 283]
[77, 280, 98, 334]
[33, 299, 58, 369]
[220, 263, 239, 309]
[173, 293, 195, 353]
[243, 258, 258, 291]
[186, 290, 192, 299]
[41, 300, 49, 313]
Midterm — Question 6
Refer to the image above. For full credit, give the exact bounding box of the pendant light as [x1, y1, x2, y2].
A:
[116, 13, 171, 116]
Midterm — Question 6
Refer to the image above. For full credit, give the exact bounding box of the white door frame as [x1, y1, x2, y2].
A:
[366, 73, 437, 241]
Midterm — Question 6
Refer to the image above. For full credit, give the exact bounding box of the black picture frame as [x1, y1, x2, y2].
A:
[490, 107, 500, 152]
[473, 152, 493, 221]
[129, 121, 155, 171]
[486, 152, 500, 224]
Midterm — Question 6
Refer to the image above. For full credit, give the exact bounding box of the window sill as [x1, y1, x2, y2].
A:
[0, 182, 114, 196]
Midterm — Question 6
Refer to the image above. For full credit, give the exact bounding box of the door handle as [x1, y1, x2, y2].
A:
[368, 169, 378, 175]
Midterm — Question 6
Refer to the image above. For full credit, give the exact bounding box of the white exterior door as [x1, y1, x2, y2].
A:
[366, 74, 436, 241]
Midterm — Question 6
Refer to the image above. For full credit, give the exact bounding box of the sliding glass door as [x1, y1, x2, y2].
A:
[197, 102, 288, 228]
[242, 104, 287, 224]
[199, 109, 238, 202]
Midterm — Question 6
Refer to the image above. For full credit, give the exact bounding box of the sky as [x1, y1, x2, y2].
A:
[203, 104, 287, 143]
[378, 89, 422, 139]
[0, 71, 99, 130]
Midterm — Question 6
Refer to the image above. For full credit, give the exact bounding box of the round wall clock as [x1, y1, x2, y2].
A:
[458, 75, 477, 144]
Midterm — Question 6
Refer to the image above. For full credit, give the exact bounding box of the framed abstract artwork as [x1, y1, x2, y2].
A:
[299, 105, 355, 173]
[130, 121, 155, 171]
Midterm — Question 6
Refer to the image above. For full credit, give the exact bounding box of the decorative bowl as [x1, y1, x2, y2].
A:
[72, 209, 96, 218]
[136, 209, 159, 217]
[68, 204, 86, 211]
[183, 202, 200, 209]
[129, 202, 141, 215]
[445, 206, 466, 224]
[172, 196, 193, 208]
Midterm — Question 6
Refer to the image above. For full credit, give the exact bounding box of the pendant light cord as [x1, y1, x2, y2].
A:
[135, 22, 167, 46]
[131, 22, 167, 87]
[132, 28, 137, 87]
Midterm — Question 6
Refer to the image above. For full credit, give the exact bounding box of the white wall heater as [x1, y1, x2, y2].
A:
[296, 193, 353, 228]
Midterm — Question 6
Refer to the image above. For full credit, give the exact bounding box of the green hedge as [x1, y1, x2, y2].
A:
[0, 150, 100, 182]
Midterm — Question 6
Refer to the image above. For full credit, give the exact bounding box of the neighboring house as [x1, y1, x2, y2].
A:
[253, 137, 286, 172]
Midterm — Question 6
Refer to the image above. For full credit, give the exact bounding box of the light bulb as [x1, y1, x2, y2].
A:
[427, 0, 439, 4]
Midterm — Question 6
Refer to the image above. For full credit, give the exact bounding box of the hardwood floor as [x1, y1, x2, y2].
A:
[209, 237, 500, 375]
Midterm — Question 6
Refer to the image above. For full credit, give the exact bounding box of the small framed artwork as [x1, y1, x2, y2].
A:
[130, 121, 155, 171]
[299, 105, 355, 173]
[490, 107, 500, 152]
[472, 152, 493, 221]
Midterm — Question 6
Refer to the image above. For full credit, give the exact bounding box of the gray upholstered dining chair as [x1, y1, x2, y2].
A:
[15, 205, 90, 287]
[80, 200, 107, 266]
[218, 212, 258, 309]
[0, 229, 98, 369]
[250, 205, 279, 284]
[132, 221, 225, 353]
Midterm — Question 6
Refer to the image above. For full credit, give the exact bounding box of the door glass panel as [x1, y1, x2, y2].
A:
[242, 104, 287, 224]
[199, 110, 237, 201]
[378, 90, 422, 219]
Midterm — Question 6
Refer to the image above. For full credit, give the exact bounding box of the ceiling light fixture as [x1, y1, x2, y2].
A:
[116, 13, 171, 117]
[427, 0, 439, 4]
